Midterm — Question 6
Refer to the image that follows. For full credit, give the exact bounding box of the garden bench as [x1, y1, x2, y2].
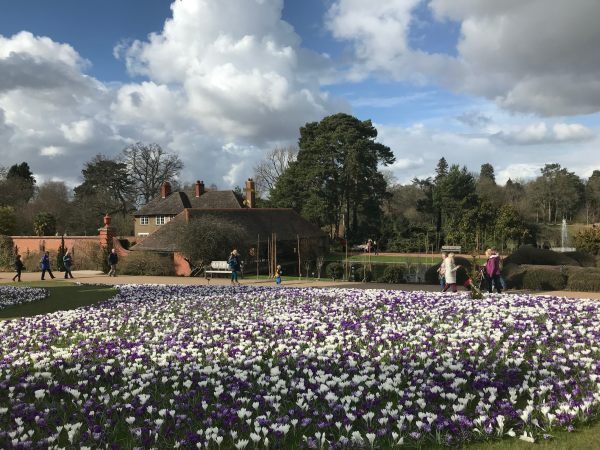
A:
[441, 245, 462, 253]
[204, 261, 231, 280]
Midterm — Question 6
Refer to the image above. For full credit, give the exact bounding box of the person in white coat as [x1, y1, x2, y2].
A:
[442, 253, 461, 292]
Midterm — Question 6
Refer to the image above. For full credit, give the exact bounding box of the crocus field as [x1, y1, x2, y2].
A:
[0, 286, 48, 310]
[1, 285, 599, 449]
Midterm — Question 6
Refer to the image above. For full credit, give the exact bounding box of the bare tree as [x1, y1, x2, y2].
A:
[253, 146, 297, 197]
[121, 142, 183, 204]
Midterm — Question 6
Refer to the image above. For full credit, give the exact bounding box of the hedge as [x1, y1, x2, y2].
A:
[377, 265, 406, 284]
[522, 267, 567, 291]
[504, 245, 580, 266]
[567, 271, 600, 292]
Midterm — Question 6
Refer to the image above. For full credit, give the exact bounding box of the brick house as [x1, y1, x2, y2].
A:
[134, 179, 255, 238]
[130, 178, 328, 276]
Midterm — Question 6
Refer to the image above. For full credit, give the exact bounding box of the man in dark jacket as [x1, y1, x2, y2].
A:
[108, 248, 119, 277]
[12, 254, 24, 282]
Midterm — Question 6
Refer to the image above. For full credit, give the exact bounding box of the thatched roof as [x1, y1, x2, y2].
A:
[131, 208, 327, 252]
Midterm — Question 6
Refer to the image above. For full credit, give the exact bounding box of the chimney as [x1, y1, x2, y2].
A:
[160, 181, 172, 199]
[244, 178, 256, 208]
[195, 180, 205, 197]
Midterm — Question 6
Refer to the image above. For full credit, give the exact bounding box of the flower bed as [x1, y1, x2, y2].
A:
[0, 285, 599, 448]
[0, 286, 49, 310]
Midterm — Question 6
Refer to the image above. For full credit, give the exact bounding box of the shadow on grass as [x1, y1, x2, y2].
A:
[0, 281, 117, 319]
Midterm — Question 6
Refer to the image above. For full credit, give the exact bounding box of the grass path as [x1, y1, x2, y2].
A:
[0, 281, 117, 319]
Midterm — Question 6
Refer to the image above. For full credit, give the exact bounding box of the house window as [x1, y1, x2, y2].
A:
[140, 216, 149, 225]
[156, 216, 166, 225]
[137, 233, 149, 237]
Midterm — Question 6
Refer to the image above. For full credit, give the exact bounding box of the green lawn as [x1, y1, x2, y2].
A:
[0, 281, 117, 319]
[343, 254, 487, 265]
[466, 420, 600, 450]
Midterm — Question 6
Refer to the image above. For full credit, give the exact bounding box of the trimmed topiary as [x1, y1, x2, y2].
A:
[504, 245, 579, 266]
[377, 265, 405, 284]
[563, 251, 596, 267]
[522, 267, 567, 291]
[502, 263, 526, 289]
[325, 262, 343, 280]
[350, 264, 373, 282]
[567, 271, 600, 292]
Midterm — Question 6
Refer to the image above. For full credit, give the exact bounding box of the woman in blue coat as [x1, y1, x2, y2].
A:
[40, 251, 56, 280]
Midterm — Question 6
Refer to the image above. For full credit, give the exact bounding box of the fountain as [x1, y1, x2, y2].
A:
[552, 218, 576, 252]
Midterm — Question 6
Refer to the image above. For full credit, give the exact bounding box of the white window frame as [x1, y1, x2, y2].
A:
[137, 232, 149, 237]
[156, 216, 166, 225]
[140, 216, 149, 225]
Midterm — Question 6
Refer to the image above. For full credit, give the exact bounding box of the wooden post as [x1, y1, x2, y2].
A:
[297, 234, 301, 278]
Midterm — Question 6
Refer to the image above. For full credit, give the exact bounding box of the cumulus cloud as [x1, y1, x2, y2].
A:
[0, 0, 345, 187]
[491, 122, 595, 145]
[326, 0, 600, 116]
[119, 0, 344, 143]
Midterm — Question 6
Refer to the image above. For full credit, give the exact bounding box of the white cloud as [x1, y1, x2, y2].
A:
[491, 122, 595, 145]
[326, 0, 600, 116]
[0, 0, 346, 187]
[40, 146, 66, 157]
[377, 120, 599, 185]
[552, 123, 595, 142]
[496, 163, 541, 185]
[120, 0, 344, 143]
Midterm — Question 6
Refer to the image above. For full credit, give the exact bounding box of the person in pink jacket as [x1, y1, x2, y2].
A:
[484, 248, 503, 293]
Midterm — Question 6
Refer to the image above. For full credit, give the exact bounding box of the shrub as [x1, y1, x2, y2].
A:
[563, 251, 597, 267]
[502, 263, 526, 289]
[504, 245, 579, 266]
[325, 262, 344, 280]
[121, 252, 174, 276]
[567, 271, 600, 292]
[73, 243, 106, 271]
[21, 251, 42, 273]
[0, 235, 14, 270]
[522, 267, 567, 291]
[377, 265, 405, 284]
[350, 264, 373, 282]
[573, 227, 600, 255]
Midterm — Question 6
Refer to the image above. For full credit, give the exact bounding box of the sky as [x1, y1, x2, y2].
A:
[1, 0, 599, 188]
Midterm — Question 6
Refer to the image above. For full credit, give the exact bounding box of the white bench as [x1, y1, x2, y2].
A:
[441, 245, 462, 253]
[204, 261, 231, 280]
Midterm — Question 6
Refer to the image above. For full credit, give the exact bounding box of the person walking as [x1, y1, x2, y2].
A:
[63, 250, 74, 279]
[485, 248, 503, 293]
[12, 254, 24, 282]
[275, 264, 282, 285]
[437, 251, 448, 291]
[442, 253, 461, 293]
[40, 251, 55, 280]
[228, 249, 241, 285]
[108, 249, 119, 277]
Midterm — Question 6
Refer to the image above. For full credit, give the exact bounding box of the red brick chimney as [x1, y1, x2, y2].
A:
[99, 214, 115, 249]
[195, 180, 205, 197]
[160, 181, 172, 199]
[244, 178, 256, 208]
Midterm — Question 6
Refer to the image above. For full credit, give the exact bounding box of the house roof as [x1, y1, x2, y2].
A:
[131, 208, 327, 252]
[134, 190, 243, 216]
